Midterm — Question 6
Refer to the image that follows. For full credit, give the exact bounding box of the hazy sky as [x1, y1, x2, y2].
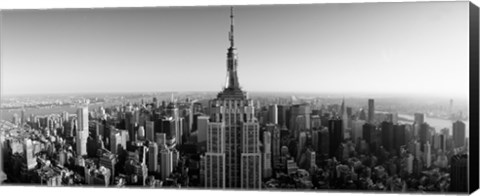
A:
[0, 2, 470, 98]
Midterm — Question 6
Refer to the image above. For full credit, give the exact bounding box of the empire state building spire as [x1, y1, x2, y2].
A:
[224, 7, 241, 92]
[229, 7, 235, 48]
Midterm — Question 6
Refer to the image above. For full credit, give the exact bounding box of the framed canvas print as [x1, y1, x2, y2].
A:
[0, 0, 479, 195]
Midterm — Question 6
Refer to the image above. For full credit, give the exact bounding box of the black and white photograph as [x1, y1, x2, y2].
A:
[0, 1, 478, 195]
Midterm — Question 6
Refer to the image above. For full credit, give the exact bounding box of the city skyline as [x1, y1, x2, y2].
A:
[0, 2, 474, 193]
[0, 2, 469, 98]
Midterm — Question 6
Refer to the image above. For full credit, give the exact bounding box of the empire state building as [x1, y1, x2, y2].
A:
[204, 7, 262, 189]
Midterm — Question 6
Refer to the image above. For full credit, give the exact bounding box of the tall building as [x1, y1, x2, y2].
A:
[148, 142, 158, 173]
[262, 130, 272, 179]
[414, 113, 425, 125]
[340, 98, 349, 138]
[138, 126, 145, 140]
[240, 122, 262, 189]
[268, 104, 278, 124]
[20, 109, 26, 126]
[381, 121, 394, 152]
[424, 141, 431, 168]
[393, 124, 406, 154]
[76, 106, 89, 156]
[156, 133, 167, 148]
[197, 116, 209, 144]
[312, 130, 319, 152]
[297, 132, 307, 162]
[362, 123, 377, 153]
[165, 101, 181, 145]
[207, 7, 261, 189]
[419, 123, 429, 152]
[318, 127, 330, 157]
[328, 119, 343, 158]
[432, 132, 440, 151]
[450, 154, 468, 192]
[385, 113, 398, 124]
[452, 121, 466, 148]
[289, 104, 311, 138]
[24, 138, 36, 170]
[277, 105, 289, 128]
[99, 151, 117, 185]
[146, 121, 155, 142]
[351, 119, 365, 147]
[406, 154, 414, 174]
[439, 134, 446, 152]
[160, 148, 173, 180]
[269, 124, 281, 170]
[368, 99, 375, 123]
[205, 122, 226, 188]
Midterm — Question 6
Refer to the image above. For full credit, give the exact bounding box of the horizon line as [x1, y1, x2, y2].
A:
[0, 90, 469, 100]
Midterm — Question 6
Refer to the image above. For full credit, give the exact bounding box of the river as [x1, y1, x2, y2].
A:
[397, 114, 470, 137]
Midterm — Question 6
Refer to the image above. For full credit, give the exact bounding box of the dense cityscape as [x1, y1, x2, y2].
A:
[0, 7, 471, 194]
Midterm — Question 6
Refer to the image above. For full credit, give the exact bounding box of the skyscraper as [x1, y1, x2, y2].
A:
[205, 122, 226, 188]
[269, 124, 281, 171]
[450, 154, 468, 192]
[393, 124, 407, 154]
[165, 101, 181, 145]
[318, 127, 330, 157]
[197, 116, 209, 144]
[381, 121, 394, 152]
[351, 119, 365, 147]
[20, 109, 26, 126]
[341, 98, 349, 137]
[160, 148, 173, 181]
[24, 138, 36, 170]
[268, 104, 278, 125]
[362, 123, 377, 153]
[424, 141, 431, 168]
[419, 123, 429, 152]
[148, 142, 158, 173]
[328, 119, 343, 158]
[277, 105, 289, 128]
[207, 7, 261, 189]
[289, 104, 311, 138]
[368, 99, 375, 124]
[240, 121, 262, 189]
[414, 113, 425, 125]
[452, 120, 466, 148]
[76, 106, 89, 156]
[297, 132, 307, 162]
[146, 121, 155, 142]
[262, 130, 272, 179]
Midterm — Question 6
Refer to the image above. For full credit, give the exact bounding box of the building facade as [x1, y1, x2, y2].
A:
[206, 7, 261, 189]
